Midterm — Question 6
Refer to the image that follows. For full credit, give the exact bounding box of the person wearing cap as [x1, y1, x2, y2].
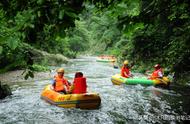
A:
[121, 60, 132, 78]
[149, 64, 163, 80]
[52, 68, 71, 93]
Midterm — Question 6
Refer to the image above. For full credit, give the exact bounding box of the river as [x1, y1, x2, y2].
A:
[0, 56, 190, 124]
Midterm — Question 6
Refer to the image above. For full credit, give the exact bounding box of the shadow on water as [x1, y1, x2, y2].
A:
[0, 56, 190, 124]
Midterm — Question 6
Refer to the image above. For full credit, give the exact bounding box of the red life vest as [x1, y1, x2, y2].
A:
[121, 66, 131, 78]
[72, 77, 87, 94]
[150, 69, 163, 80]
[54, 75, 69, 92]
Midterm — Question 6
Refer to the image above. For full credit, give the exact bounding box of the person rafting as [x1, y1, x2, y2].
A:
[110, 56, 118, 69]
[71, 72, 87, 94]
[121, 60, 133, 78]
[148, 64, 171, 87]
[111, 60, 118, 69]
[52, 68, 71, 93]
[149, 64, 163, 80]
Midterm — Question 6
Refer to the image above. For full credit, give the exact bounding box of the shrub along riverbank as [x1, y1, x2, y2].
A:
[0, 0, 189, 86]
[0, 0, 85, 79]
[79, 0, 190, 85]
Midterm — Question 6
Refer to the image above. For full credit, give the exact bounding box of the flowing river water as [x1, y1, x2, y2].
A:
[0, 56, 190, 124]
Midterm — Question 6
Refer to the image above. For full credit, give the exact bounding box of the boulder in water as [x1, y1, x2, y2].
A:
[0, 81, 12, 99]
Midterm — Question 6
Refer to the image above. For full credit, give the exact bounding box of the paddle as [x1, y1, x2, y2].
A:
[130, 62, 135, 69]
[152, 77, 170, 90]
[155, 78, 168, 85]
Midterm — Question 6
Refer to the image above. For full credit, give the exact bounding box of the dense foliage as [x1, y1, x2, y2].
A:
[125, 0, 190, 82]
[0, 0, 189, 83]
[74, 0, 190, 83]
[0, 0, 85, 74]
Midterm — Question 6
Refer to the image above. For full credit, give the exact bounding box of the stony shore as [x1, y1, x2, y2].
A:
[0, 70, 52, 84]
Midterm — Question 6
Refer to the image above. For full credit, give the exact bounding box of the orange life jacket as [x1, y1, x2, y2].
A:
[72, 77, 87, 94]
[150, 69, 163, 80]
[54, 75, 69, 92]
[121, 66, 131, 78]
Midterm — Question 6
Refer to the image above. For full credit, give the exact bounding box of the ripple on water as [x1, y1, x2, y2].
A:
[0, 56, 189, 124]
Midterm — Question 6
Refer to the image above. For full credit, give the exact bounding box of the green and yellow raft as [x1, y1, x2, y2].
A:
[111, 74, 170, 87]
[96, 58, 115, 63]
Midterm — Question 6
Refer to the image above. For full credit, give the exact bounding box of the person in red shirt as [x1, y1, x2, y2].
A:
[71, 72, 87, 94]
[121, 60, 132, 78]
[52, 68, 70, 93]
[149, 64, 163, 80]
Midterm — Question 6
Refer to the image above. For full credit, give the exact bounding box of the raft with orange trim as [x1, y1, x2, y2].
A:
[96, 58, 116, 63]
[96, 55, 116, 63]
[111, 74, 170, 87]
[41, 85, 101, 109]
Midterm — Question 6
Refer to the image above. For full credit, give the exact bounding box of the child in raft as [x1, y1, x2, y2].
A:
[121, 60, 133, 78]
[148, 64, 163, 80]
[52, 69, 87, 94]
[52, 68, 71, 94]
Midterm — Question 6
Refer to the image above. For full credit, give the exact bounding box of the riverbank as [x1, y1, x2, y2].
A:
[0, 43, 71, 84]
[0, 70, 52, 84]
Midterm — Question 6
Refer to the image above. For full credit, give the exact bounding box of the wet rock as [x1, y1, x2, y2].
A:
[0, 81, 12, 99]
[24, 43, 69, 65]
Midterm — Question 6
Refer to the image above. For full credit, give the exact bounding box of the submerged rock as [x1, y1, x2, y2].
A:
[0, 81, 12, 99]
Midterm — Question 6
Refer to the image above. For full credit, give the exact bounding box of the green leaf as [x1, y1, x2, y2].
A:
[65, 11, 77, 18]
[29, 24, 34, 28]
[59, 10, 65, 19]
[37, 0, 44, 5]
[24, 73, 29, 80]
[37, 11, 41, 17]
[180, 13, 189, 19]
[28, 71, 34, 78]
[7, 37, 19, 50]
[0, 46, 3, 54]
[24, 71, 34, 80]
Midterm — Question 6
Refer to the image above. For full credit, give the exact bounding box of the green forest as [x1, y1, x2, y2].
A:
[0, 0, 190, 84]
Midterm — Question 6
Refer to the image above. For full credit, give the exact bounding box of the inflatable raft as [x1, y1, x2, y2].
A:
[111, 74, 170, 87]
[96, 55, 116, 63]
[96, 58, 116, 63]
[41, 85, 101, 109]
